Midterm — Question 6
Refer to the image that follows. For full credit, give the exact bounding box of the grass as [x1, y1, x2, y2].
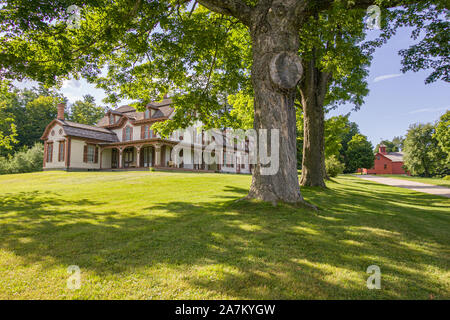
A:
[376, 175, 450, 187]
[0, 171, 449, 299]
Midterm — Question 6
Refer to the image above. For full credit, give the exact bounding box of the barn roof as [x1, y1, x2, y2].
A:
[384, 152, 404, 162]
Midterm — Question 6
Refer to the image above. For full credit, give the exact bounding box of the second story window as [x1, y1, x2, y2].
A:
[109, 114, 114, 125]
[124, 126, 132, 141]
[145, 109, 150, 119]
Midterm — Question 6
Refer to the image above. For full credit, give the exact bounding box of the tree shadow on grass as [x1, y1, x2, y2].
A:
[0, 182, 449, 299]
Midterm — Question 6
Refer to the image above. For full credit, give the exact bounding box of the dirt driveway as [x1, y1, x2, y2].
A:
[356, 175, 450, 198]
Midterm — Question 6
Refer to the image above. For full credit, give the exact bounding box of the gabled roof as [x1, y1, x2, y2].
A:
[384, 152, 404, 162]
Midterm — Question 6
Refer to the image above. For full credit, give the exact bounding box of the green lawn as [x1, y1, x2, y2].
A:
[376, 175, 450, 187]
[0, 171, 449, 299]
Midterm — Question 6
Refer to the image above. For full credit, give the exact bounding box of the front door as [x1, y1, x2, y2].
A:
[111, 149, 119, 168]
[141, 147, 153, 167]
[123, 148, 134, 168]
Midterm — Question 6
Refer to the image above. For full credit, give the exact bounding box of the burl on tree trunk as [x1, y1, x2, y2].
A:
[246, 2, 307, 204]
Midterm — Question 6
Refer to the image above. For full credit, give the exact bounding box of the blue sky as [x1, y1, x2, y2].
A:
[328, 27, 449, 145]
[16, 26, 448, 146]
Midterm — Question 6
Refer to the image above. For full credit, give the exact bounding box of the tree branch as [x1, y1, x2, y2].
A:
[197, 0, 252, 25]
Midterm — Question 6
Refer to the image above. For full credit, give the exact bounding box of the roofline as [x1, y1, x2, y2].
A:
[40, 119, 63, 140]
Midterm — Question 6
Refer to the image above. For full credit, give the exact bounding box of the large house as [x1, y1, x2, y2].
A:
[41, 98, 251, 174]
[360, 144, 407, 175]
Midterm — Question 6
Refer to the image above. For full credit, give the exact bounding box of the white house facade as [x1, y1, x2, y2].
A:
[41, 98, 252, 174]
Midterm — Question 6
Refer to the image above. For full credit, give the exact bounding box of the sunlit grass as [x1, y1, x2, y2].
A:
[0, 171, 449, 299]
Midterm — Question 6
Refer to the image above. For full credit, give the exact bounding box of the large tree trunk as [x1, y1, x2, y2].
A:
[299, 57, 330, 187]
[246, 3, 306, 204]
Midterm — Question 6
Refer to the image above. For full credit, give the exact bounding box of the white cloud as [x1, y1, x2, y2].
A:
[62, 79, 81, 89]
[408, 107, 448, 114]
[63, 92, 83, 103]
[373, 73, 403, 83]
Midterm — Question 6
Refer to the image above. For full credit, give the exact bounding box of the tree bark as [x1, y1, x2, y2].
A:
[246, 1, 307, 204]
[299, 57, 330, 187]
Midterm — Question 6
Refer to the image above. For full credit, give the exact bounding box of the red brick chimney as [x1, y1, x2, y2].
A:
[57, 103, 65, 120]
[379, 144, 387, 155]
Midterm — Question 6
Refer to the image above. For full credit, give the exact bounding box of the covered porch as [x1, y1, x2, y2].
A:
[99, 141, 175, 170]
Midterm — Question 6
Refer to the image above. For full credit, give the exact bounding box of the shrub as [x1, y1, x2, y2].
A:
[0, 143, 43, 175]
[444, 175, 450, 181]
[326, 155, 345, 178]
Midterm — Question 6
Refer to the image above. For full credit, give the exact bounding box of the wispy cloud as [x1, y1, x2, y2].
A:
[373, 73, 403, 83]
[408, 107, 448, 114]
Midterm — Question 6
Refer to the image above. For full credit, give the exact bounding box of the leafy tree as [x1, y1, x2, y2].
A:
[325, 155, 345, 178]
[392, 136, 405, 151]
[374, 139, 400, 153]
[345, 133, 374, 173]
[69, 94, 106, 125]
[433, 110, 450, 162]
[403, 123, 447, 177]
[325, 115, 350, 159]
[0, 82, 18, 153]
[0, 84, 64, 155]
[0, 0, 448, 204]
[339, 121, 360, 173]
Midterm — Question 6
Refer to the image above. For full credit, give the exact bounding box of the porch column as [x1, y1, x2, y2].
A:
[100, 148, 103, 169]
[155, 144, 162, 167]
[136, 145, 141, 168]
[119, 148, 123, 168]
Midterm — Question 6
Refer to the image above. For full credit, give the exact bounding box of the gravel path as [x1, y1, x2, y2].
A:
[355, 175, 450, 198]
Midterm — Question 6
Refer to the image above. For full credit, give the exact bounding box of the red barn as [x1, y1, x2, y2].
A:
[360, 144, 408, 175]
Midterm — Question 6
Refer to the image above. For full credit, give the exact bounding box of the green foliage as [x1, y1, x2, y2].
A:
[0, 85, 64, 156]
[345, 133, 374, 173]
[69, 94, 106, 125]
[433, 110, 450, 161]
[0, 143, 43, 174]
[0, 81, 19, 151]
[226, 92, 254, 130]
[325, 155, 345, 178]
[339, 121, 361, 173]
[403, 122, 448, 177]
[374, 139, 401, 153]
[1, 0, 447, 137]
[324, 114, 350, 158]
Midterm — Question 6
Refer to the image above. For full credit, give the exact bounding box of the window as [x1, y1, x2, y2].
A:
[145, 109, 151, 119]
[377, 156, 380, 160]
[58, 141, 65, 162]
[124, 126, 132, 141]
[143, 125, 153, 139]
[47, 143, 53, 162]
[87, 145, 95, 163]
[384, 164, 387, 169]
[109, 114, 114, 125]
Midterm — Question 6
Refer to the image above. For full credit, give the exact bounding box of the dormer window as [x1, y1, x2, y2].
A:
[109, 114, 114, 125]
[145, 109, 150, 119]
